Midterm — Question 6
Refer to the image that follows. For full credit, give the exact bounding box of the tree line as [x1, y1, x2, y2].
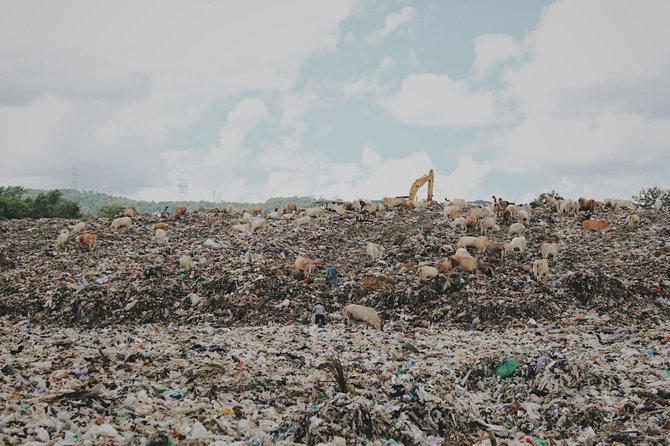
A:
[0, 186, 322, 219]
[0, 187, 81, 219]
[2, 184, 667, 220]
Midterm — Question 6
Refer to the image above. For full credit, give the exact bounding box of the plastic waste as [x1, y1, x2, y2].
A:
[496, 357, 524, 378]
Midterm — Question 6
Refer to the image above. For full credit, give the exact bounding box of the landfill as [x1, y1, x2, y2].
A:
[1, 202, 670, 445]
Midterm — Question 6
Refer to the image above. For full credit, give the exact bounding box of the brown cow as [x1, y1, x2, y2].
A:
[174, 207, 187, 219]
[582, 219, 609, 236]
[78, 233, 97, 251]
[153, 222, 168, 230]
[485, 243, 506, 262]
[294, 255, 318, 278]
[465, 215, 479, 232]
[285, 204, 298, 214]
[441, 255, 493, 276]
[474, 236, 492, 253]
[578, 197, 597, 213]
[492, 196, 512, 216]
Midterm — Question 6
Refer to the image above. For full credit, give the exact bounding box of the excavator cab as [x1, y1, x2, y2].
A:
[408, 169, 434, 202]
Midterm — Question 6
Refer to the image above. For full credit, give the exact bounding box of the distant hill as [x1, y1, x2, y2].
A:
[22, 189, 321, 215]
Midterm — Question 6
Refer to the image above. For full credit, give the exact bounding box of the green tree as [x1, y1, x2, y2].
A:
[0, 187, 80, 219]
[632, 187, 670, 209]
[0, 186, 30, 218]
[98, 204, 125, 218]
[0, 186, 26, 199]
[530, 190, 564, 208]
[31, 190, 60, 218]
[53, 200, 82, 218]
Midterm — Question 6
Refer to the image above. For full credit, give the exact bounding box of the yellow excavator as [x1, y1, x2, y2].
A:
[408, 169, 434, 202]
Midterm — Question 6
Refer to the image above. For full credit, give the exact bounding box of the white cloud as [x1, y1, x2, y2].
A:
[436, 155, 492, 201]
[0, 96, 81, 170]
[0, 95, 177, 193]
[471, 33, 520, 79]
[407, 49, 419, 67]
[170, 144, 492, 203]
[491, 0, 670, 200]
[321, 149, 433, 200]
[504, 0, 670, 116]
[257, 136, 302, 172]
[340, 55, 396, 100]
[493, 109, 670, 200]
[279, 88, 322, 130]
[365, 6, 416, 44]
[342, 74, 386, 100]
[361, 146, 382, 168]
[257, 147, 491, 202]
[0, 0, 355, 196]
[381, 74, 501, 126]
[207, 98, 268, 166]
[159, 98, 268, 199]
[0, 1, 355, 104]
[375, 56, 394, 75]
[497, 109, 670, 175]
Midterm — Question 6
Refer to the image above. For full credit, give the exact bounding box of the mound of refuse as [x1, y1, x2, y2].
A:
[1, 204, 669, 328]
[2, 203, 670, 445]
[2, 320, 669, 445]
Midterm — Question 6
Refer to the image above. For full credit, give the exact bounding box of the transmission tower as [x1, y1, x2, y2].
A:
[177, 174, 188, 202]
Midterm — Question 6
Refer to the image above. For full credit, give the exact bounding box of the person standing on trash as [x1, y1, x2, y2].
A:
[326, 266, 339, 286]
[313, 301, 327, 326]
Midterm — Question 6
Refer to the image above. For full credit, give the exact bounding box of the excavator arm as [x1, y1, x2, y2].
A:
[408, 169, 434, 202]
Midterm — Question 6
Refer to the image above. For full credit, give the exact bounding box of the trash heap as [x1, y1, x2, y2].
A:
[1, 203, 670, 444]
[1, 320, 669, 445]
[1, 204, 669, 328]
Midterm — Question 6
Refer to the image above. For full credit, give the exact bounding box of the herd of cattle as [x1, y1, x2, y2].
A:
[47, 195, 662, 328]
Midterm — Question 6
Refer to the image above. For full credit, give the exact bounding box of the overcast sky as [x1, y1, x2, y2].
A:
[1, 0, 669, 203]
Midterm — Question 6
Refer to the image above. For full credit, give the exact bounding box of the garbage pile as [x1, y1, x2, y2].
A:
[1, 204, 669, 328]
[1, 203, 670, 444]
[1, 319, 669, 445]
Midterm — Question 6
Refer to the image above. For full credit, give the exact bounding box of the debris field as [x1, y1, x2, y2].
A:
[1, 202, 669, 444]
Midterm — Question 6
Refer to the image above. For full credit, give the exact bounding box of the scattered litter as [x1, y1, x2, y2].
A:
[1, 205, 669, 444]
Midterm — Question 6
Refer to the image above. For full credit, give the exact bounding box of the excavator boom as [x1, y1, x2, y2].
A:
[408, 169, 434, 202]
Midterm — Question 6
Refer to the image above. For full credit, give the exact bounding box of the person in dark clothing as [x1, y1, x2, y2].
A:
[313, 302, 327, 326]
[326, 266, 339, 286]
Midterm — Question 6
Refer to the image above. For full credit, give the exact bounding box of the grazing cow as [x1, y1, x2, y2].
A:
[54, 229, 70, 250]
[582, 219, 609, 236]
[110, 217, 132, 231]
[442, 255, 493, 276]
[174, 207, 187, 219]
[541, 242, 559, 260]
[294, 255, 316, 278]
[485, 243, 506, 262]
[625, 214, 641, 229]
[578, 197, 597, 213]
[78, 233, 97, 251]
[532, 259, 549, 283]
[343, 304, 381, 329]
[70, 222, 86, 235]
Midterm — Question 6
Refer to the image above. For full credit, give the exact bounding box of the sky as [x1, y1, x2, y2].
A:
[1, 0, 669, 204]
